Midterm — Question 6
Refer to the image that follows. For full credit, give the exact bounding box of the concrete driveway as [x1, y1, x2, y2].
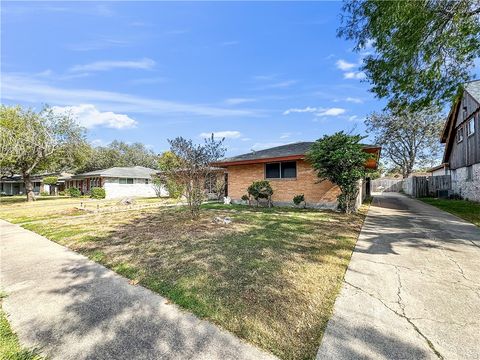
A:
[0, 219, 275, 360]
[317, 193, 480, 360]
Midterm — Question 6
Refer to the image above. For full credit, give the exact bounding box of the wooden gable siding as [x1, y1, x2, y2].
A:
[448, 90, 480, 170]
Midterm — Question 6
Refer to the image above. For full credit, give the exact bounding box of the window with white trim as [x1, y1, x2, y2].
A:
[265, 161, 297, 179]
[456, 126, 464, 143]
[466, 117, 475, 136]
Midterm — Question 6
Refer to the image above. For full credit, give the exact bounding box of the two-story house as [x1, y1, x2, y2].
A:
[440, 80, 480, 202]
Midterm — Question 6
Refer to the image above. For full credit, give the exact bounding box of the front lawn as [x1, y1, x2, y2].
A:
[420, 198, 480, 227]
[2, 198, 367, 359]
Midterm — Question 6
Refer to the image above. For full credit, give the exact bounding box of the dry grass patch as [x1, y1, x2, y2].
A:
[0, 196, 173, 224]
[18, 200, 368, 359]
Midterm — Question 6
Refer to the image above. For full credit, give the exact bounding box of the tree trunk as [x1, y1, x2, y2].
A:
[23, 172, 35, 202]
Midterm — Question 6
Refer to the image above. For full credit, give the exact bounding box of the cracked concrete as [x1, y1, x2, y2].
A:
[317, 193, 480, 360]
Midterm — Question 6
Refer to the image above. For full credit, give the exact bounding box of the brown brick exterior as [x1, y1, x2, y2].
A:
[226, 159, 340, 206]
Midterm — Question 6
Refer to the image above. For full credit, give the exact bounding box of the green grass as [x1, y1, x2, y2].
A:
[1, 197, 368, 359]
[0, 294, 44, 360]
[420, 198, 480, 227]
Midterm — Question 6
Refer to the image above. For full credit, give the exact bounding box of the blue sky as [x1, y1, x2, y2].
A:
[2, 1, 384, 156]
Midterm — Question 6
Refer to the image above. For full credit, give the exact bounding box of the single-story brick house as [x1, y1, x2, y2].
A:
[0, 172, 71, 196]
[212, 142, 380, 208]
[65, 166, 166, 199]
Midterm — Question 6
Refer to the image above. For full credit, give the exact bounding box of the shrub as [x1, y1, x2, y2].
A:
[90, 187, 106, 199]
[241, 194, 249, 202]
[40, 191, 50, 196]
[68, 187, 81, 197]
[247, 180, 273, 207]
[58, 191, 66, 196]
[293, 194, 305, 207]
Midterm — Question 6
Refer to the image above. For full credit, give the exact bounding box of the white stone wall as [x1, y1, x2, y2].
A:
[451, 163, 480, 202]
[103, 178, 167, 199]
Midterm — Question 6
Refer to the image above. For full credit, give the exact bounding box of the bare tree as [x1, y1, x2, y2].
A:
[0, 105, 87, 201]
[164, 135, 225, 218]
[365, 107, 444, 178]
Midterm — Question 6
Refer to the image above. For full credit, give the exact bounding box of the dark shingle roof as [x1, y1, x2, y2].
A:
[73, 166, 156, 179]
[218, 141, 379, 164]
[465, 80, 480, 103]
[221, 142, 314, 163]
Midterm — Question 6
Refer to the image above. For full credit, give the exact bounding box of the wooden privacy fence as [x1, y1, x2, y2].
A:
[402, 175, 452, 198]
[372, 175, 451, 198]
[371, 178, 404, 192]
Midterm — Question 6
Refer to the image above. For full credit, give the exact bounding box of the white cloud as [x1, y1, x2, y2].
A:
[221, 41, 239, 46]
[262, 80, 297, 89]
[317, 107, 346, 116]
[52, 104, 138, 129]
[2, 73, 258, 118]
[70, 58, 155, 72]
[224, 98, 256, 105]
[344, 71, 366, 80]
[279, 133, 291, 139]
[130, 77, 167, 85]
[345, 97, 363, 104]
[336, 59, 357, 71]
[348, 115, 365, 122]
[283, 106, 317, 115]
[283, 106, 346, 117]
[67, 37, 131, 51]
[199, 131, 242, 139]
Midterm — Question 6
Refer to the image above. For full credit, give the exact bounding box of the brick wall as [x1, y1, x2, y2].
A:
[226, 160, 340, 208]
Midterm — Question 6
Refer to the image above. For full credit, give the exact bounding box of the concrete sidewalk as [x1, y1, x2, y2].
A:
[317, 193, 480, 360]
[0, 219, 275, 360]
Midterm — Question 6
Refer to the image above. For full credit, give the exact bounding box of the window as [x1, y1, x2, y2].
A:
[265, 163, 280, 178]
[265, 161, 297, 179]
[457, 126, 464, 143]
[466, 117, 475, 136]
[144, 179, 150, 184]
[119, 178, 134, 184]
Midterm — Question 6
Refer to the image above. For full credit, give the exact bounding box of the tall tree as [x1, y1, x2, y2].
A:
[80, 140, 159, 172]
[163, 136, 225, 218]
[0, 105, 88, 201]
[339, 0, 480, 110]
[365, 107, 444, 178]
[156, 151, 184, 198]
[307, 132, 371, 214]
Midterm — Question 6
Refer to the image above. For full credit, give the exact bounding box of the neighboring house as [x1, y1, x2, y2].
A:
[426, 163, 450, 177]
[65, 166, 165, 199]
[213, 142, 380, 208]
[440, 80, 480, 202]
[0, 172, 70, 196]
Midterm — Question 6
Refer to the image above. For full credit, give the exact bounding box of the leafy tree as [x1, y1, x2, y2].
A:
[163, 136, 225, 218]
[80, 140, 159, 172]
[307, 132, 371, 214]
[365, 107, 444, 178]
[157, 151, 184, 198]
[0, 105, 87, 202]
[42, 176, 58, 185]
[339, 0, 480, 110]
